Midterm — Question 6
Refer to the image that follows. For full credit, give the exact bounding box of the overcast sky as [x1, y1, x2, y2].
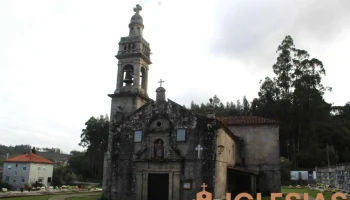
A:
[1, 0, 349, 153]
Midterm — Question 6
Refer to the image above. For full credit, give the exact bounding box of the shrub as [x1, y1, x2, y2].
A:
[0, 182, 12, 191]
[31, 181, 44, 188]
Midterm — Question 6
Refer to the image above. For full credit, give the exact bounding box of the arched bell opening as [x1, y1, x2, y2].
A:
[123, 65, 134, 86]
[140, 67, 147, 89]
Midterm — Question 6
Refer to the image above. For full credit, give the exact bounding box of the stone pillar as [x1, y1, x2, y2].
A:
[251, 175, 256, 196]
[133, 62, 141, 90]
[136, 171, 143, 200]
[156, 87, 166, 102]
[172, 172, 180, 200]
[144, 68, 149, 94]
[142, 171, 147, 200]
[115, 63, 124, 93]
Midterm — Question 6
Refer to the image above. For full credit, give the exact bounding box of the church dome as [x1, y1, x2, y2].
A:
[156, 87, 165, 93]
[156, 87, 166, 102]
[129, 4, 144, 27]
[130, 13, 143, 25]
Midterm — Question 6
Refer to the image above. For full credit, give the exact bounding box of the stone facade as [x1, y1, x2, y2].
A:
[107, 96, 216, 199]
[223, 121, 281, 194]
[103, 4, 280, 200]
[104, 88, 248, 199]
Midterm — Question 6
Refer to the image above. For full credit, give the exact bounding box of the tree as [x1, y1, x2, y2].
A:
[31, 147, 36, 154]
[254, 35, 333, 168]
[242, 96, 250, 115]
[52, 166, 77, 186]
[79, 115, 109, 180]
[68, 151, 91, 179]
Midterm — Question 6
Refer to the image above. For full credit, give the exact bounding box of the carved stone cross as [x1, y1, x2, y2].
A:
[195, 144, 203, 159]
[133, 4, 142, 14]
[158, 79, 164, 87]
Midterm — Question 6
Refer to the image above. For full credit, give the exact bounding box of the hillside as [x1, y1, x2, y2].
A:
[0, 145, 70, 167]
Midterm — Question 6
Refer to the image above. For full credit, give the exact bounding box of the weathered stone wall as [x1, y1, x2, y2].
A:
[228, 125, 281, 193]
[107, 99, 217, 200]
[214, 128, 236, 198]
[109, 94, 148, 118]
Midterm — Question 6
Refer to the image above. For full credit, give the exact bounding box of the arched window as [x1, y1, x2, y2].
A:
[140, 67, 146, 89]
[122, 65, 134, 86]
[154, 139, 164, 159]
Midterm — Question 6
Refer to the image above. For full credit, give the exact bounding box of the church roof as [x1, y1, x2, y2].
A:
[4, 153, 54, 164]
[218, 116, 278, 125]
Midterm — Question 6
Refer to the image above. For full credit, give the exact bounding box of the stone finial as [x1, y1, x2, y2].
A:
[207, 98, 215, 119]
[156, 87, 166, 102]
[129, 4, 144, 28]
[133, 4, 142, 14]
[156, 79, 166, 102]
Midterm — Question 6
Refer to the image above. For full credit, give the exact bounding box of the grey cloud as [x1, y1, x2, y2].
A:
[209, 0, 350, 73]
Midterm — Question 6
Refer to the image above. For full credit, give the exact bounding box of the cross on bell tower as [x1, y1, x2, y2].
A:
[108, 4, 152, 116]
[133, 4, 142, 14]
[104, 4, 153, 200]
[158, 79, 164, 87]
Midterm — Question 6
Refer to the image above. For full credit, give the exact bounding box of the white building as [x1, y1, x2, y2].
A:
[1, 153, 54, 189]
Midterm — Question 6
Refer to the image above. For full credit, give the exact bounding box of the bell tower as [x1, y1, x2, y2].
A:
[108, 4, 152, 116]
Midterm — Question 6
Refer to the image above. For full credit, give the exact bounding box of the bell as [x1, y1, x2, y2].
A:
[123, 69, 134, 84]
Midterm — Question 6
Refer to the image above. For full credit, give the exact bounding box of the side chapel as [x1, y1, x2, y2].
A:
[103, 4, 281, 200]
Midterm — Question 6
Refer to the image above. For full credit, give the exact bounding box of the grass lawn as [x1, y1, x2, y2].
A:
[280, 188, 344, 200]
[0, 195, 52, 200]
[0, 192, 102, 200]
[66, 194, 101, 200]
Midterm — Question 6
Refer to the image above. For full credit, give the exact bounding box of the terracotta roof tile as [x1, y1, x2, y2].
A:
[4, 153, 54, 164]
[218, 116, 278, 125]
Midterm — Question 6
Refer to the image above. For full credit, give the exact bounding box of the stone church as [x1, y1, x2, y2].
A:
[102, 4, 281, 200]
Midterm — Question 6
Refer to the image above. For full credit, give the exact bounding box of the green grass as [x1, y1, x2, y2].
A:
[0, 195, 52, 200]
[0, 192, 101, 200]
[280, 188, 345, 200]
[66, 194, 101, 200]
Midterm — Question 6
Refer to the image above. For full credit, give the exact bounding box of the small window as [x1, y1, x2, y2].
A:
[43, 166, 46, 171]
[15, 164, 18, 167]
[22, 178, 25, 183]
[23, 166, 27, 170]
[176, 129, 186, 142]
[134, 130, 143, 143]
[14, 171, 17, 176]
[48, 177, 52, 183]
[8, 164, 12, 169]
[5, 176, 9, 182]
[38, 166, 41, 171]
[38, 178, 43, 183]
[13, 180, 16, 183]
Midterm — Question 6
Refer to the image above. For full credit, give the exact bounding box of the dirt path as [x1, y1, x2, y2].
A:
[300, 193, 316, 200]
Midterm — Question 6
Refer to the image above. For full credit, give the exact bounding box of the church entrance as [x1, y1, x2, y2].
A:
[148, 174, 169, 200]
